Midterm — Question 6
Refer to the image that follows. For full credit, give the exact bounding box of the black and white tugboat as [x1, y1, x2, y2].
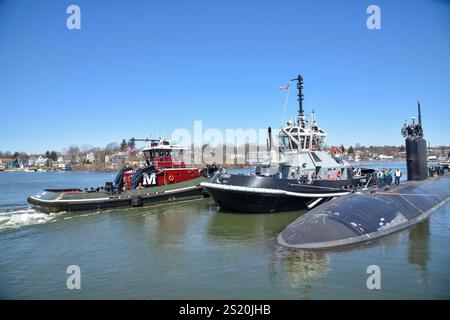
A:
[28, 139, 217, 212]
[201, 74, 376, 213]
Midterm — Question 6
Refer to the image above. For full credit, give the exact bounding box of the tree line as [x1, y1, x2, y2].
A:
[0, 138, 138, 162]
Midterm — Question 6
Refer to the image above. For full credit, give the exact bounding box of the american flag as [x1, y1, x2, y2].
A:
[278, 85, 290, 90]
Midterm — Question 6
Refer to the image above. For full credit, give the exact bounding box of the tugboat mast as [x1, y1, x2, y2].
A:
[291, 74, 305, 128]
[418, 101, 422, 128]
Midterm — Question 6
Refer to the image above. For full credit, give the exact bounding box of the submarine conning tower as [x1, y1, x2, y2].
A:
[402, 101, 428, 181]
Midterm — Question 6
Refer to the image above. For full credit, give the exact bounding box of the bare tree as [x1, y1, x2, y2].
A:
[105, 142, 120, 154]
[66, 145, 80, 163]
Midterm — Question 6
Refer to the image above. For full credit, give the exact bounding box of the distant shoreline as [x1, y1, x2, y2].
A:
[0, 163, 254, 173]
[3, 159, 446, 174]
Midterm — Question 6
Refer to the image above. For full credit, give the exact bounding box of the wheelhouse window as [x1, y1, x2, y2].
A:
[305, 136, 311, 149]
[299, 135, 306, 150]
[150, 150, 158, 158]
[281, 136, 291, 149]
[291, 135, 298, 149]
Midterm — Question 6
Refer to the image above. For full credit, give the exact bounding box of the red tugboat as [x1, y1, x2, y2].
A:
[28, 139, 218, 213]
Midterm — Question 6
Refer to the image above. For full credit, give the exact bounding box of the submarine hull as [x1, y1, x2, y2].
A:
[278, 175, 450, 250]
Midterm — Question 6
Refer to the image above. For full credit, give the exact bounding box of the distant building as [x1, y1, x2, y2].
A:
[107, 152, 129, 164]
[248, 151, 271, 165]
[378, 154, 394, 160]
[85, 152, 96, 163]
[8, 159, 22, 169]
[34, 156, 48, 167]
[57, 163, 72, 170]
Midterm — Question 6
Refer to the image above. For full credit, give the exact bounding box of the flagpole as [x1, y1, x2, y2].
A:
[280, 83, 291, 125]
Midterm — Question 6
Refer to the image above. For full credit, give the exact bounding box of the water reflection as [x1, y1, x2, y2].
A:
[207, 209, 302, 241]
[112, 198, 211, 247]
[408, 220, 430, 286]
[271, 247, 329, 298]
[148, 199, 210, 244]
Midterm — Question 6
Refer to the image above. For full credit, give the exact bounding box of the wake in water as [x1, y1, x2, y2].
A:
[0, 207, 57, 231]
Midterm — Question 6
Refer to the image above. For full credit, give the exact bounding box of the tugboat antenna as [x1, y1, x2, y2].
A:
[267, 127, 273, 151]
[291, 74, 304, 128]
[417, 101, 422, 126]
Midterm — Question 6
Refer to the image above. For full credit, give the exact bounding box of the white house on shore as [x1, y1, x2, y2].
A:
[85, 152, 96, 163]
[51, 156, 71, 168]
[378, 154, 394, 160]
[105, 152, 129, 164]
[34, 155, 48, 167]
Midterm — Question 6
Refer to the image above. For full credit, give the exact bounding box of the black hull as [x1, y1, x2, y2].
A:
[206, 188, 313, 213]
[202, 172, 375, 213]
[28, 186, 204, 213]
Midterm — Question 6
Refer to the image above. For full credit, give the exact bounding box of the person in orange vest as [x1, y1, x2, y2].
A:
[336, 169, 342, 180]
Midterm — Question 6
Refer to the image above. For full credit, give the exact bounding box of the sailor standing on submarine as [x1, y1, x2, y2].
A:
[395, 168, 402, 185]
[377, 169, 385, 187]
[385, 168, 393, 186]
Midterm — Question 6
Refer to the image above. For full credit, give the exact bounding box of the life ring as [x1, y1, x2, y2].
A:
[168, 175, 174, 182]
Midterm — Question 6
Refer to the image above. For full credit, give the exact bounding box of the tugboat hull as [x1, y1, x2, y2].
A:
[28, 178, 206, 213]
[204, 186, 314, 213]
[201, 173, 372, 213]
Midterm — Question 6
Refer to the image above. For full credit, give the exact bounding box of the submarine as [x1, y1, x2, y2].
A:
[278, 103, 450, 250]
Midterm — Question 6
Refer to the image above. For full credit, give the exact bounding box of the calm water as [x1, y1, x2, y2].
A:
[0, 165, 449, 299]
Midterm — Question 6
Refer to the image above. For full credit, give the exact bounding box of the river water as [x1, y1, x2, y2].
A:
[0, 163, 449, 299]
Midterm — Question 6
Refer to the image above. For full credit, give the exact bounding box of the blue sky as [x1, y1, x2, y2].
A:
[0, 0, 449, 154]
